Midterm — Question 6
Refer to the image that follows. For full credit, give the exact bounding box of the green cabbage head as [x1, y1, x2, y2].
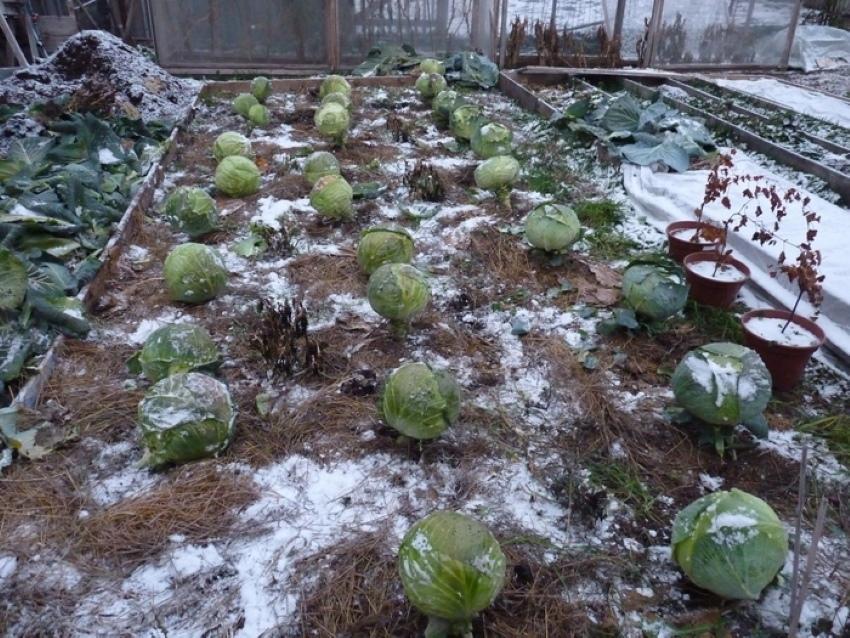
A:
[399, 511, 506, 636]
[133, 323, 219, 382]
[622, 259, 689, 321]
[310, 174, 354, 220]
[315, 102, 351, 145]
[357, 226, 415, 275]
[213, 131, 253, 163]
[419, 58, 446, 75]
[450, 104, 483, 141]
[303, 151, 340, 186]
[163, 186, 219, 238]
[524, 203, 581, 253]
[232, 93, 259, 118]
[471, 122, 513, 159]
[321, 91, 352, 111]
[248, 104, 270, 127]
[163, 243, 228, 304]
[672, 489, 788, 600]
[475, 155, 520, 208]
[416, 73, 448, 101]
[250, 76, 272, 103]
[367, 263, 430, 325]
[671, 342, 772, 426]
[138, 372, 235, 469]
[319, 74, 352, 99]
[432, 90, 463, 128]
[215, 155, 261, 198]
[382, 362, 460, 439]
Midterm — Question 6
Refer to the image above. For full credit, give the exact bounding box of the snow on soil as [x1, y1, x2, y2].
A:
[714, 77, 850, 129]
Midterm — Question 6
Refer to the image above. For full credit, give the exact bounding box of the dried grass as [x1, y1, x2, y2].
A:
[288, 252, 360, 299]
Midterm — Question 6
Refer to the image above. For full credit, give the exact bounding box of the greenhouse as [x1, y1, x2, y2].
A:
[1, 1, 849, 636]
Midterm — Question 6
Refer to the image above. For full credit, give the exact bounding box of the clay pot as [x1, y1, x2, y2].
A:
[683, 253, 750, 309]
[741, 309, 825, 392]
[666, 221, 726, 263]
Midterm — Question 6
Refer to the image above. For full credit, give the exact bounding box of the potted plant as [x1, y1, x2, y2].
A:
[667, 153, 739, 263]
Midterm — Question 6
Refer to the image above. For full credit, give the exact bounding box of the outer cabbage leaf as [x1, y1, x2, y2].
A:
[134, 323, 219, 382]
[621, 259, 688, 321]
[163, 187, 219, 238]
[357, 226, 414, 274]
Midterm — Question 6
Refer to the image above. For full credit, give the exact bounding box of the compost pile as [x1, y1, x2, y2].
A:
[0, 30, 197, 152]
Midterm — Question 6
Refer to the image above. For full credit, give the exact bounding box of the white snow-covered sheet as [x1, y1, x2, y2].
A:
[623, 150, 850, 362]
[714, 77, 850, 129]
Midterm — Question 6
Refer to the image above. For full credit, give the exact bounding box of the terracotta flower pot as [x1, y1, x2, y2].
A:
[741, 309, 825, 392]
[683, 253, 750, 309]
[666, 221, 726, 263]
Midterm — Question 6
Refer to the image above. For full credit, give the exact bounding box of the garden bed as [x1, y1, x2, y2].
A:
[1, 72, 849, 638]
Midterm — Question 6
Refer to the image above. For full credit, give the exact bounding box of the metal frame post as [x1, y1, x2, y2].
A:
[643, 0, 665, 67]
[780, 0, 804, 70]
[612, 0, 627, 60]
[498, 0, 509, 67]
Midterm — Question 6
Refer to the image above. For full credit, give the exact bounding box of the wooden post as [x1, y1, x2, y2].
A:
[436, 0, 449, 54]
[498, 0, 509, 67]
[644, 0, 665, 67]
[780, 0, 804, 70]
[548, 0, 558, 32]
[0, 6, 29, 66]
[613, 0, 627, 55]
[326, 0, 339, 71]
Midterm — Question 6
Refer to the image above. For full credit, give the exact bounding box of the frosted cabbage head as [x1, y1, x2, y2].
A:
[213, 131, 253, 163]
[321, 91, 352, 111]
[367, 263, 430, 324]
[315, 102, 351, 144]
[381, 362, 460, 439]
[135, 323, 219, 382]
[138, 372, 235, 469]
[215, 155, 261, 198]
[419, 58, 446, 75]
[163, 243, 228, 304]
[474, 155, 520, 208]
[432, 90, 463, 127]
[621, 260, 689, 321]
[248, 104, 270, 127]
[672, 489, 788, 600]
[303, 151, 340, 186]
[163, 186, 219, 238]
[471, 122, 513, 159]
[310, 174, 354, 220]
[250, 76, 272, 103]
[416, 73, 448, 101]
[671, 342, 772, 426]
[399, 511, 506, 635]
[319, 74, 352, 99]
[450, 104, 483, 141]
[524, 203, 581, 253]
[232, 93, 259, 118]
[357, 226, 414, 275]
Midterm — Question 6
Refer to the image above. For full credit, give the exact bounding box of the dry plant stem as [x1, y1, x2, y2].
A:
[789, 445, 808, 628]
[789, 498, 829, 637]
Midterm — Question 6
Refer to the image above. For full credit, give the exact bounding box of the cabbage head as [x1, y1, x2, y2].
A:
[163, 186, 219, 238]
[248, 104, 270, 127]
[134, 323, 219, 382]
[419, 58, 446, 75]
[138, 372, 235, 469]
[671, 342, 772, 426]
[319, 74, 352, 99]
[450, 104, 483, 141]
[672, 489, 788, 600]
[399, 511, 506, 636]
[310, 174, 354, 220]
[232, 93, 259, 118]
[471, 122, 513, 159]
[315, 102, 351, 145]
[322, 91, 352, 111]
[163, 243, 228, 304]
[250, 76, 272, 103]
[303, 151, 340, 186]
[367, 263, 430, 325]
[622, 259, 688, 321]
[432, 90, 463, 128]
[215, 155, 261, 198]
[416, 73, 448, 102]
[382, 362, 460, 439]
[213, 131, 253, 163]
[0, 248, 27, 311]
[474, 155, 520, 208]
[524, 203, 581, 253]
[357, 226, 415, 274]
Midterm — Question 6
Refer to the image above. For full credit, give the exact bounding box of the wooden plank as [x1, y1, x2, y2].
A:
[498, 70, 557, 118]
[0, 8, 29, 66]
[201, 74, 414, 96]
[518, 66, 685, 79]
